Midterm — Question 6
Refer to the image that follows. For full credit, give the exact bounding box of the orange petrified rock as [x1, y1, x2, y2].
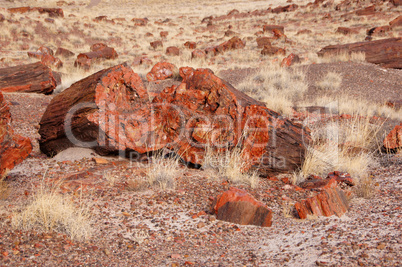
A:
[212, 187, 272, 227]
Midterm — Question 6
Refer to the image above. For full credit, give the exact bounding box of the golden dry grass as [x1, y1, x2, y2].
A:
[146, 151, 181, 190]
[11, 178, 92, 241]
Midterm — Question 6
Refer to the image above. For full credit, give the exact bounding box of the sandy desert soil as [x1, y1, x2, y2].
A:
[0, 0, 401, 266]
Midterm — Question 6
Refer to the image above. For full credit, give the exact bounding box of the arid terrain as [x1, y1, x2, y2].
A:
[0, 0, 401, 266]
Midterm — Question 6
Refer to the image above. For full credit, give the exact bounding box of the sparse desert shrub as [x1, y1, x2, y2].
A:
[146, 151, 181, 190]
[103, 170, 118, 186]
[12, 181, 92, 241]
[316, 72, 342, 91]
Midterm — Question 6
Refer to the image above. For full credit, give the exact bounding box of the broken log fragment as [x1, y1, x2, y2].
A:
[0, 62, 57, 94]
[317, 37, 401, 69]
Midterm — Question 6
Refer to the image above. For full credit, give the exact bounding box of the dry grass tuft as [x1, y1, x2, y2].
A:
[0, 174, 10, 200]
[11, 178, 92, 241]
[316, 72, 342, 91]
[355, 175, 375, 199]
[146, 151, 181, 190]
[293, 115, 383, 184]
[202, 145, 259, 188]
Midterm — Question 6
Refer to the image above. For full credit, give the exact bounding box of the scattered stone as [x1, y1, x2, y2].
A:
[0, 14, 4, 22]
[191, 49, 206, 60]
[132, 18, 148, 26]
[184, 41, 197, 49]
[0, 62, 57, 94]
[261, 44, 286, 56]
[317, 37, 401, 69]
[212, 187, 272, 227]
[272, 4, 298, 13]
[297, 29, 312, 35]
[74, 43, 118, 70]
[281, 53, 300, 67]
[336, 27, 359, 35]
[367, 26, 390, 36]
[150, 40, 163, 50]
[0, 92, 32, 177]
[256, 37, 271, 48]
[160, 31, 168, 38]
[263, 25, 284, 34]
[383, 123, 402, 152]
[295, 178, 349, 219]
[8, 7, 64, 17]
[389, 15, 402, 28]
[55, 47, 75, 58]
[146, 62, 177, 82]
[355, 5, 375, 16]
[166, 46, 180, 56]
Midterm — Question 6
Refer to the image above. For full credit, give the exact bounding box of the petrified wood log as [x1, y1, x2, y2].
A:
[39, 64, 310, 175]
[152, 68, 310, 175]
[0, 92, 32, 177]
[39, 64, 161, 156]
[0, 62, 57, 94]
[317, 37, 401, 69]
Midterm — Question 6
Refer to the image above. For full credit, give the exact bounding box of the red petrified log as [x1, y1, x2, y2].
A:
[0, 92, 32, 177]
[0, 62, 57, 94]
[212, 187, 273, 227]
[317, 37, 401, 69]
[39, 65, 309, 175]
[152, 68, 309, 175]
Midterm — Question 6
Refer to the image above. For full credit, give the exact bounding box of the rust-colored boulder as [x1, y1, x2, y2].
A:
[0, 92, 32, 177]
[150, 40, 163, 50]
[160, 31, 168, 38]
[8, 7, 64, 17]
[299, 172, 355, 189]
[39, 64, 156, 156]
[191, 49, 207, 60]
[146, 62, 177, 82]
[256, 37, 271, 48]
[336, 27, 359, 35]
[295, 178, 349, 219]
[367, 26, 390, 36]
[390, 0, 401, 6]
[261, 44, 286, 56]
[152, 68, 310, 175]
[132, 18, 148, 26]
[297, 29, 312, 35]
[281, 53, 300, 67]
[55, 47, 75, 58]
[184, 41, 197, 49]
[0, 14, 5, 22]
[389, 15, 402, 28]
[41, 54, 63, 69]
[132, 56, 153, 67]
[166, 46, 180, 56]
[212, 187, 272, 227]
[215, 36, 245, 54]
[383, 123, 402, 152]
[317, 37, 401, 69]
[27, 46, 62, 69]
[272, 4, 298, 13]
[355, 5, 375, 16]
[263, 25, 284, 34]
[0, 62, 57, 94]
[74, 43, 118, 70]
